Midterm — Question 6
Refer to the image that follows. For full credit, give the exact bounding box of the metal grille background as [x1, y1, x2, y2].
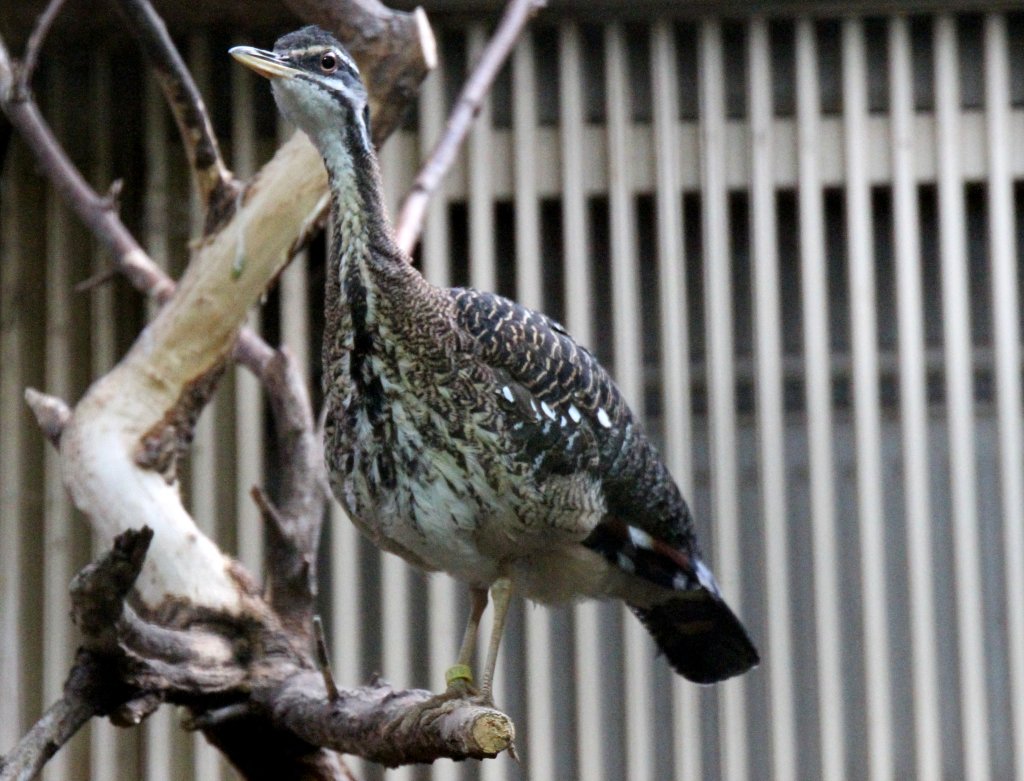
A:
[2, 7, 1023, 780]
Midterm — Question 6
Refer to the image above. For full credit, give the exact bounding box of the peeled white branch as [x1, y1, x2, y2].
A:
[58, 133, 328, 613]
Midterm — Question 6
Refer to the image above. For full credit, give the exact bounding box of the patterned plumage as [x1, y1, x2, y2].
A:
[232, 27, 758, 696]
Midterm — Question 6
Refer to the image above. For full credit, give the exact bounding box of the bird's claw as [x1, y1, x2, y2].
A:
[383, 681, 493, 740]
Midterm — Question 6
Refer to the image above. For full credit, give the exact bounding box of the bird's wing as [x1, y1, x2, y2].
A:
[448, 287, 698, 554]
[450, 288, 757, 680]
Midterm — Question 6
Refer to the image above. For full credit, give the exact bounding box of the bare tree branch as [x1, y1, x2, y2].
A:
[15, 0, 66, 98]
[254, 347, 329, 633]
[394, 0, 546, 254]
[259, 672, 515, 767]
[0, 530, 152, 781]
[0, 654, 123, 781]
[0, 27, 309, 406]
[108, 0, 239, 228]
[0, 36, 176, 301]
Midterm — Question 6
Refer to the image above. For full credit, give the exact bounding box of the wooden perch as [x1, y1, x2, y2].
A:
[261, 673, 514, 766]
[1, 532, 513, 780]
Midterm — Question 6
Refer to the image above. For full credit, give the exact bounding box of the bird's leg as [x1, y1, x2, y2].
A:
[444, 585, 489, 696]
[383, 585, 490, 738]
[478, 577, 513, 705]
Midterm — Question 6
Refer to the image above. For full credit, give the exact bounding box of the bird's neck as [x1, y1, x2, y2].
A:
[320, 129, 399, 273]
[319, 130, 420, 398]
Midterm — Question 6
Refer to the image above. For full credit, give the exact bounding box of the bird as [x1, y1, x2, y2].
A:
[230, 26, 758, 708]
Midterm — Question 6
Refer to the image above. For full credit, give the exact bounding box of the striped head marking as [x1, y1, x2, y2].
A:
[231, 26, 372, 157]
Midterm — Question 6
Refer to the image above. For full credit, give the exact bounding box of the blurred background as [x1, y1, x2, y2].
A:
[2, 1, 1023, 779]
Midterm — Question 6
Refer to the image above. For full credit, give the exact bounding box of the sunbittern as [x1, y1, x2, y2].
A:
[231, 26, 758, 711]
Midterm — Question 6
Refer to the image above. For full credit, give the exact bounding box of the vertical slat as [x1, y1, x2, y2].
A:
[934, 16, 991, 781]
[468, 25, 497, 295]
[984, 13, 1024, 779]
[381, 547, 413, 781]
[559, 21, 604, 781]
[841, 19, 894, 781]
[513, 34, 542, 311]
[699, 19, 748, 781]
[513, 31, 557, 781]
[413, 49, 463, 781]
[420, 65, 452, 290]
[795, 17, 846, 781]
[748, 17, 798, 781]
[231, 59, 265, 575]
[559, 23, 592, 349]
[142, 65, 181, 781]
[42, 65, 76, 781]
[0, 122, 26, 758]
[888, 16, 943, 781]
[605, 23, 654, 781]
[89, 48, 137, 780]
[651, 19, 702, 781]
[188, 34, 226, 781]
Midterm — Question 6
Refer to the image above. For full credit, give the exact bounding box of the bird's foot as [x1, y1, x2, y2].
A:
[384, 667, 494, 739]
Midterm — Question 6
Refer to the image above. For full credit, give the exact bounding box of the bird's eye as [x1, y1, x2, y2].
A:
[320, 52, 338, 73]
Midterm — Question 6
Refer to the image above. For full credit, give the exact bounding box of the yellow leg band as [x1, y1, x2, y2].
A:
[445, 664, 474, 686]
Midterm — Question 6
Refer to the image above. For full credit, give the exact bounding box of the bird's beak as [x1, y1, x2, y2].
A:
[229, 46, 298, 80]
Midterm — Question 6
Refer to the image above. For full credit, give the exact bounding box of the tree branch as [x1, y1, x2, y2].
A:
[0, 34, 175, 302]
[0, 654, 123, 781]
[254, 347, 329, 634]
[16, 0, 66, 98]
[0, 530, 153, 781]
[261, 673, 515, 767]
[108, 0, 238, 229]
[394, 0, 546, 254]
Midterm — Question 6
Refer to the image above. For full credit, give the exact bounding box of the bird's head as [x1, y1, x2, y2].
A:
[230, 27, 371, 162]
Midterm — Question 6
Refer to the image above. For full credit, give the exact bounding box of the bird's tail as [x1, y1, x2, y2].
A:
[632, 589, 759, 684]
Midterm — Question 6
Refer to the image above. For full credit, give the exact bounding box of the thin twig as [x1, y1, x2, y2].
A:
[16, 0, 67, 98]
[109, 0, 237, 225]
[312, 616, 340, 702]
[0, 659, 107, 781]
[394, 0, 546, 254]
[24, 388, 71, 446]
[74, 266, 120, 294]
[0, 34, 174, 300]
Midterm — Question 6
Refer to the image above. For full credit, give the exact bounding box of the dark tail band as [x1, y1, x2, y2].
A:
[632, 590, 759, 684]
